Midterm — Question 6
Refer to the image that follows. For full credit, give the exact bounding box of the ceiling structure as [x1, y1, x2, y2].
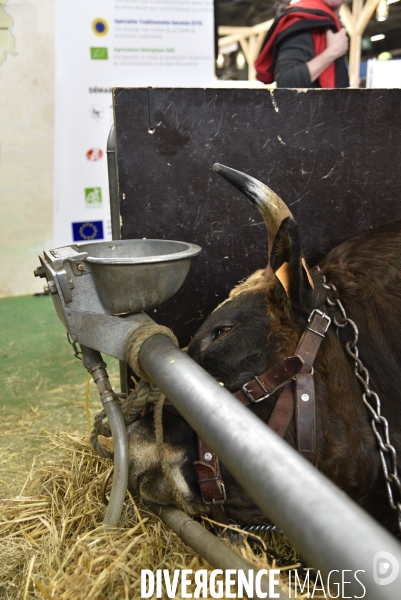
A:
[218, 0, 401, 60]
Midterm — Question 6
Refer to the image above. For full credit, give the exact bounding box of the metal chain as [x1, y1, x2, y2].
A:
[239, 523, 281, 534]
[317, 269, 401, 533]
[66, 332, 82, 360]
[234, 523, 314, 580]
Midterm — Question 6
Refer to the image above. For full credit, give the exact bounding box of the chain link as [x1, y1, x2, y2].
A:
[66, 332, 82, 360]
[239, 523, 281, 533]
[318, 269, 401, 533]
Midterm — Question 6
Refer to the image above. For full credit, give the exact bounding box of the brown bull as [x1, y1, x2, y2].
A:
[127, 164, 401, 535]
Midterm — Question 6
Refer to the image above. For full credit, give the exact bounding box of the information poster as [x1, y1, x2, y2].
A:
[366, 59, 401, 89]
[54, 0, 215, 246]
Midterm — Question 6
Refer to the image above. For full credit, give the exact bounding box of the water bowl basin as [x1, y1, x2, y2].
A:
[80, 239, 201, 315]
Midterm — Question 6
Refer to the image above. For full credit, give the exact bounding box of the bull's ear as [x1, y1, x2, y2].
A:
[270, 217, 317, 308]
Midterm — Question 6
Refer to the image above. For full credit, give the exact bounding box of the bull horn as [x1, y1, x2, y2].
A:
[213, 163, 294, 258]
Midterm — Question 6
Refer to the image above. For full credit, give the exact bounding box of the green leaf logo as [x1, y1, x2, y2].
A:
[90, 47, 108, 60]
[85, 188, 102, 206]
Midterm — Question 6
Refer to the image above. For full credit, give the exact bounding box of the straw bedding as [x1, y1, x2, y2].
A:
[0, 401, 317, 599]
[0, 297, 318, 598]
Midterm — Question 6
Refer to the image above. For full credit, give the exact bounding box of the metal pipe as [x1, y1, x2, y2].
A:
[81, 345, 129, 527]
[107, 123, 121, 241]
[101, 399, 129, 526]
[138, 334, 401, 600]
[152, 505, 289, 600]
[107, 124, 131, 396]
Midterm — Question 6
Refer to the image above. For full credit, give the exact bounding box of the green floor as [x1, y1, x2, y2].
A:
[0, 295, 119, 406]
[1, 295, 81, 406]
[0, 295, 119, 496]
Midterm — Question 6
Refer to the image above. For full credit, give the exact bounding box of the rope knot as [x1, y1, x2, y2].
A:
[125, 322, 178, 382]
[91, 322, 178, 459]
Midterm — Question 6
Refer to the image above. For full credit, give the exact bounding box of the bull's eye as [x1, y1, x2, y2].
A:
[211, 325, 232, 341]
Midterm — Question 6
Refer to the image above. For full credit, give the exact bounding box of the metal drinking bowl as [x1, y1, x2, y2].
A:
[80, 239, 201, 315]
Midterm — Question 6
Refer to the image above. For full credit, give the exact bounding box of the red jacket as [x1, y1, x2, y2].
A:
[255, 0, 342, 88]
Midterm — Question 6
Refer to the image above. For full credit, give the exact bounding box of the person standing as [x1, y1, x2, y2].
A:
[255, 0, 349, 88]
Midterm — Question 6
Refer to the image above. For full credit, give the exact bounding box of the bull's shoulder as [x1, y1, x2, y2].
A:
[318, 218, 401, 419]
[319, 218, 401, 277]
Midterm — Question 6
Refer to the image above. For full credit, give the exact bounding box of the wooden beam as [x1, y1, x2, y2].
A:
[248, 35, 258, 80]
[349, 33, 362, 86]
[339, 4, 354, 35]
[219, 25, 250, 35]
[249, 18, 274, 35]
[218, 19, 273, 50]
[348, 0, 364, 87]
[239, 37, 251, 65]
[255, 28, 269, 56]
[218, 19, 273, 80]
[218, 31, 251, 48]
[219, 19, 273, 37]
[356, 0, 380, 35]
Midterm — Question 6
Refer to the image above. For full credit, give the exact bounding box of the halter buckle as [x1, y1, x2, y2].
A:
[307, 309, 331, 336]
[241, 377, 271, 403]
[198, 478, 227, 505]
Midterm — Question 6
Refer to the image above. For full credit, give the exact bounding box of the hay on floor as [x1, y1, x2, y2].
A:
[0, 431, 319, 600]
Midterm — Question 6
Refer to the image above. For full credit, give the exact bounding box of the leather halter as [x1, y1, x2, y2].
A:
[164, 308, 331, 524]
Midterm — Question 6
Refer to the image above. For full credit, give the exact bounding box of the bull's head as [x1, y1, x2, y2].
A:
[127, 165, 359, 523]
[187, 164, 327, 390]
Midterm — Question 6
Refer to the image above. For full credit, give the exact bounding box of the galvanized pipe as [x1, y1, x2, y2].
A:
[152, 505, 289, 600]
[138, 334, 401, 600]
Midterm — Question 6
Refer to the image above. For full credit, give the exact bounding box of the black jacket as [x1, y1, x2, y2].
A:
[275, 29, 349, 88]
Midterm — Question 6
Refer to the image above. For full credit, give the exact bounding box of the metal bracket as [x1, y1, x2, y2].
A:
[55, 269, 74, 303]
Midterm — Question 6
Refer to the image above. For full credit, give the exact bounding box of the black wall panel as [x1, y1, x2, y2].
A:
[113, 87, 401, 345]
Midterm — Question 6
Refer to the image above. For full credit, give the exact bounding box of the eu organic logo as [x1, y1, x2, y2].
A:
[90, 47, 108, 60]
[85, 187, 102, 206]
